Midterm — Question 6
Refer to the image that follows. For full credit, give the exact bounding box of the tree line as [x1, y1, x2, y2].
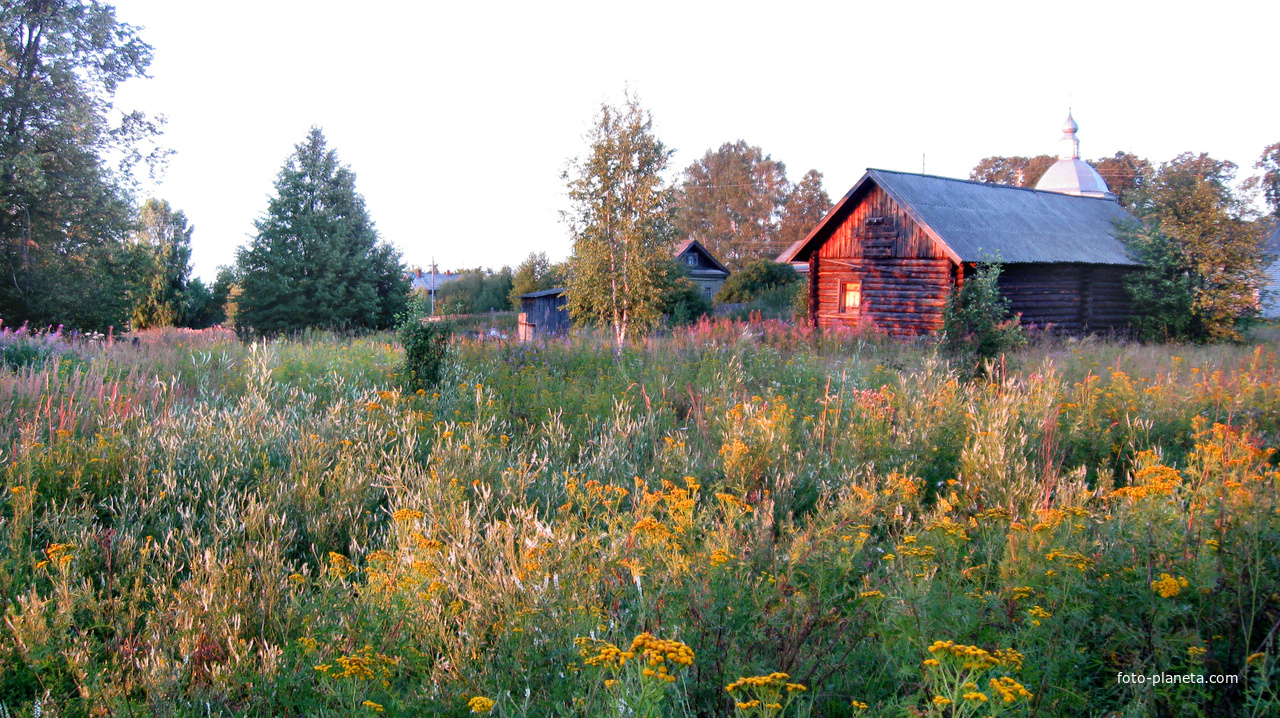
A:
[5, 1, 1274, 343]
[0, 2, 828, 337]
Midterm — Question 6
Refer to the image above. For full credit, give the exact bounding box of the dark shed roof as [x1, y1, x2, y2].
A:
[519, 287, 566, 299]
[779, 169, 1141, 266]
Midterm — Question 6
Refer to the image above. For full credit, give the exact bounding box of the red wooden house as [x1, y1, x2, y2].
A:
[776, 168, 1141, 335]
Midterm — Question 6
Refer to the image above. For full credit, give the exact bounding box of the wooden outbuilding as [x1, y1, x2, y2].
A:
[673, 239, 731, 299]
[776, 169, 1142, 335]
[516, 288, 570, 341]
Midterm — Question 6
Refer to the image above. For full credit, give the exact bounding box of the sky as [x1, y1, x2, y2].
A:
[108, 0, 1280, 282]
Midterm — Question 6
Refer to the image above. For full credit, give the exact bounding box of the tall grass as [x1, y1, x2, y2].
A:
[0, 324, 1277, 717]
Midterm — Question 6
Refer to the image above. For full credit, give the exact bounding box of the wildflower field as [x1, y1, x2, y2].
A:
[1, 322, 1278, 717]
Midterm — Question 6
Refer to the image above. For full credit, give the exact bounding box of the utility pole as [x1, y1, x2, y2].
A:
[430, 257, 436, 316]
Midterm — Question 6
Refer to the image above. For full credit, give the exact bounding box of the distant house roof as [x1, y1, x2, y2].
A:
[409, 270, 466, 293]
[519, 287, 566, 299]
[673, 238, 730, 274]
[778, 168, 1141, 266]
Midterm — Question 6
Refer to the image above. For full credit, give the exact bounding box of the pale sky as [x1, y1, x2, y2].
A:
[108, 0, 1280, 282]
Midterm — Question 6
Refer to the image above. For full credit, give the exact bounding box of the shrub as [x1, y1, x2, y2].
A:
[790, 280, 809, 322]
[715, 260, 799, 304]
[661, 276, 712, 326]
[398, 319, 453, 392]
[941, 262, 1025, 368]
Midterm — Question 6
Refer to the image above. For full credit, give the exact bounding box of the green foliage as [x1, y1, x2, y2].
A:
[969, 155, 1055, 188]
[234, 128, 408, 335]
[130, 198, 195, 329]
[1126, 152, 1265, 342]
[1256, 142, 1280, 218]
[564, 93, 676, 347]
[674, 141, 790, 269]
[790, 280, 809, 321]
[659, 271, 711, 326]
[398, 318, 453, 392]
[776, 169, 833, 251]
[1089, 151, 1153, 209]
[435, 268, 514, 315]
[199, 265, 237, 328]
[508, 252, 565, 310]
[715, 260, 799, 304]
[3, 330, 1280, 716]
[941, 262, 1025, 366]
[674, 143, 831, 269]
[1118, 221, 1198, 341]
[0, 0, 165, 332]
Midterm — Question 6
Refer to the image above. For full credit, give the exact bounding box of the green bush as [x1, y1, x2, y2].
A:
[661, 276, 712, 325]
[941, 262, 1025, 369]
[398, 319, 453, 392]
[1, 342, 50, 371]
[714, 260, 799, 304]
[1119, 221, 1201, 342]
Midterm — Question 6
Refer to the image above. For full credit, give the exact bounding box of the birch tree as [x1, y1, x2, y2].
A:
[563, 95, 675, 348]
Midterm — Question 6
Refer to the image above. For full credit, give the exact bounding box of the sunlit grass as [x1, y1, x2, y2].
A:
[0, 323, 1277, 717]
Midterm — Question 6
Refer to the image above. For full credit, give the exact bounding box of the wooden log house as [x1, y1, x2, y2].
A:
[776, 168, 1142, 335]
[673, 238, 731, 299]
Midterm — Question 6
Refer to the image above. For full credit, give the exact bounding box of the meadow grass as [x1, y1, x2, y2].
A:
[0, 320, 1277, 717]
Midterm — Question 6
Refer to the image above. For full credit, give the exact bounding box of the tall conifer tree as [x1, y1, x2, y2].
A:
[235, 128, 407, 335]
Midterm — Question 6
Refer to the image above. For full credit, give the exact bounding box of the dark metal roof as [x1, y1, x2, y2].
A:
[779, 169, 1141, 265]
[519, 287, 567, 299]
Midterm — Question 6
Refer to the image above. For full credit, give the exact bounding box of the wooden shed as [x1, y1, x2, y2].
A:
[776, 169, 1142, 335]
[517, 288, 570, 341]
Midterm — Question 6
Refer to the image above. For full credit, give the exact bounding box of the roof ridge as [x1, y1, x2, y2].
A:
[867, 167, 1120, 203]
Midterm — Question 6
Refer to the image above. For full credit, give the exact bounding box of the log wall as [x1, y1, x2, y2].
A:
[996, 263, 1134, 333]
[814, 185, 954, 335]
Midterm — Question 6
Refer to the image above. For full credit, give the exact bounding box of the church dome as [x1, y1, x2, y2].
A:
[1035, 111, 1115, 200]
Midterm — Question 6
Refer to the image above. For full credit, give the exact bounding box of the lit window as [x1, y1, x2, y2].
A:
[686, 254, 698, 267]
[841, 282, 861, 313]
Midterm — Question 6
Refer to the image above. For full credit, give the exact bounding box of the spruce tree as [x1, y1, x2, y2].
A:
[235, 128, 407, 335]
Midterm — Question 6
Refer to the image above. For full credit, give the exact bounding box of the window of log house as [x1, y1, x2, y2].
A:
[840, 281, 861, 313]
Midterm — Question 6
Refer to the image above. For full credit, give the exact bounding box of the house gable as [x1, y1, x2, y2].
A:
[673, 239, 730, 275]
[814, 184, 955, 263]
